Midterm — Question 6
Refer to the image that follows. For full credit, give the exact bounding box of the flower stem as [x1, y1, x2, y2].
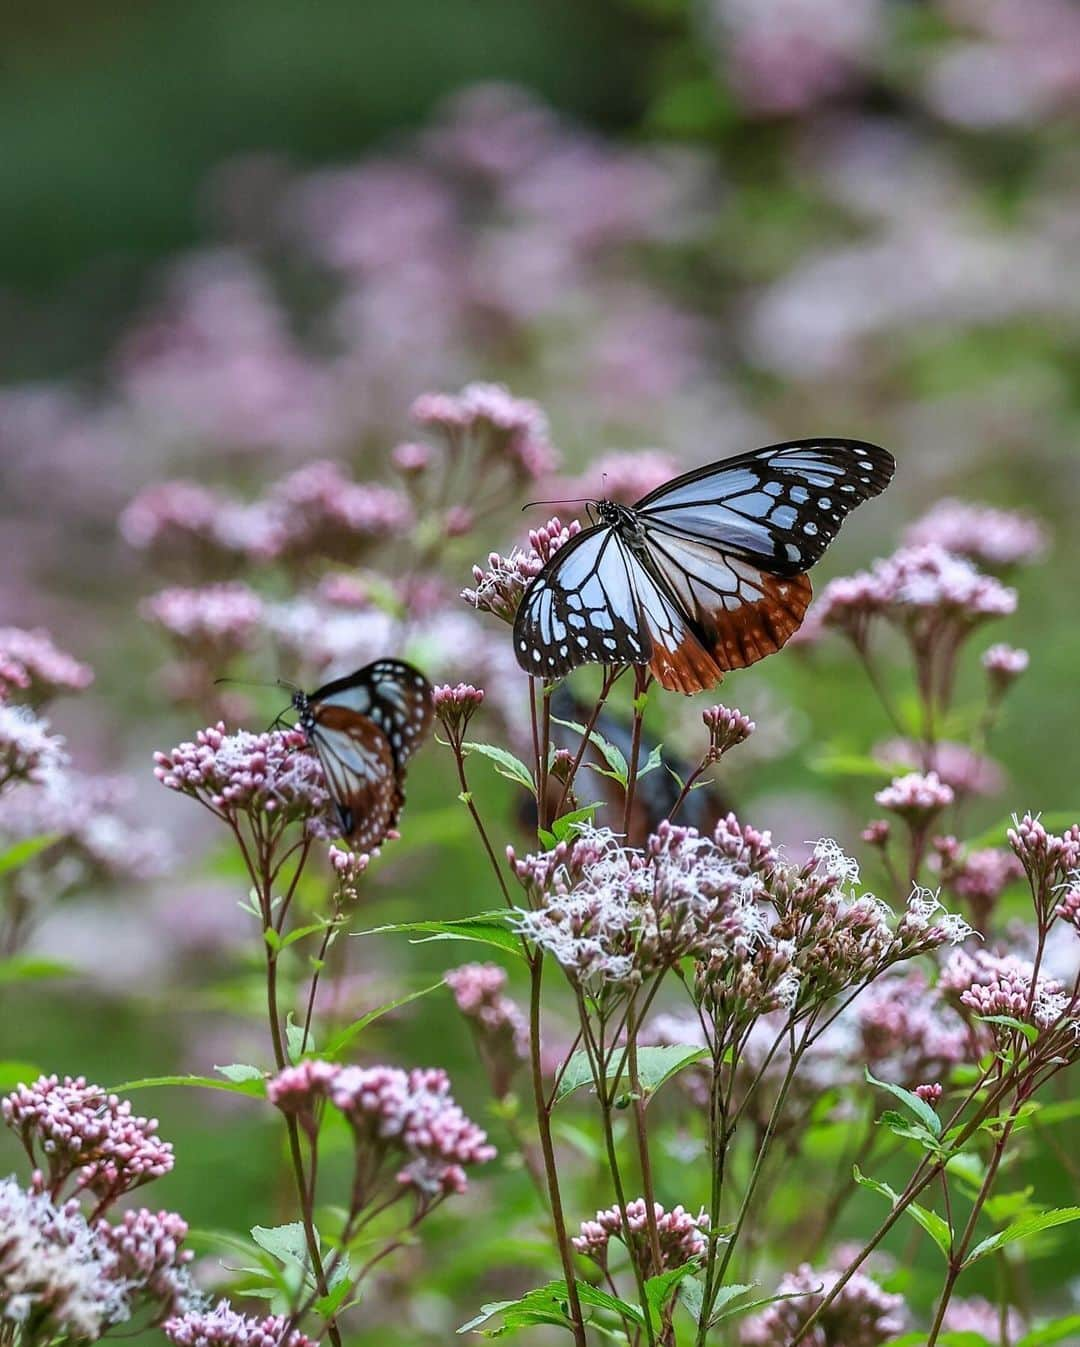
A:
[528, 952, 588, 1347]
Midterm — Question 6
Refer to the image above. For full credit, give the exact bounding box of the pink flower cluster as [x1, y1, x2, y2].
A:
[874, 771, 955, 822]
[154, 724, 331, 832]
[141, 582, 265, 658]
[0, 1177, 129, 1338]
[165, 1303, 315, 1347]
[96, 1207, 194, 1315]
[2, 1075, 174, 1199]
[266, 1060, 495, 1197]
[573, 1198, 708, 1274]
[411, 382, 557, 481]
[875, 739, 1004, 799]
[933, 836, 1023, 924]
[557, 449, 678, 506]
[254, 460, 413, 565]
[432, 681, 485, 735]
[445, 963, 529, 1096]
[814, 543, 1017, 643]
[123, 463, 411, 577]
[940, 949, 1070, 1032]
[463, 515, 582, 623]
[983, 642, 1030, 693]
[855, 969, 967, 1088]
[904, 499, 1048, 569]
[0, 627, 93, 705]
[740, 1260, 906, 1347]
[0, 704, 67, 790]
[1008, 812, 1080, 897]
[941, 1295, 1024, 1343]
[702, 704, 756, 758]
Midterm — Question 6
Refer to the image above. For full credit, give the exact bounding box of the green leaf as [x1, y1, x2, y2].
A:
[645, 1263, 699, 1322]
[323, 979, 446, 1057]
[703, 1283, 756, 1326]
[285, 1013, 312, 1064]
[963, 1207, 1080, 1268]
[458, 1280, 645, 1337]
[0, 834, 59, 878]
[853, 1167, 952, 1258]
[251, 1222, 313, 1274]
[878, 1109, 942, 1151]
[461, 742, 535, 792]
[214, 1063, 265, 1084]
[553, 1045, 708, 1106]
[678, 1276, 706, 1324]
[1018, 1315, 1080, 1346]
[551, 716, 628, 785]
[279, 920, 335, 951]
[709, 1283, 822, 1328]
[976, 1014, 1039, 1044]
[0, 956, 74, 985]
[109, 1073, 266, 1098]
[637, 744, 664, 780]
[549, 805, 601, 843]
[0, 1061, 41, 1091]
[866, 1068, 942, 1136]
[357, 913, 524, 959]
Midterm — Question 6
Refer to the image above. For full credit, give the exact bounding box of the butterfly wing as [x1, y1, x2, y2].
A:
[515, 440, 893, 695]
[309, 659, 433, 774]
[307, 704, 402, 851]
[514, 525, 652, 679]
[636, 439, 895, 577]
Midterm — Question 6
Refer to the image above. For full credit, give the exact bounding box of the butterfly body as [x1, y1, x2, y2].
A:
[292, 659, 433, 850]
[514, 439, 894, 695]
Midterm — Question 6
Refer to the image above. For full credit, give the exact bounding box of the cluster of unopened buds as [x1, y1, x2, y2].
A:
[267, 1059, 495, 1200]
[462, 516, 581, 622]
[572, 1199, 709, 1276]
[432, 681, 486, 736]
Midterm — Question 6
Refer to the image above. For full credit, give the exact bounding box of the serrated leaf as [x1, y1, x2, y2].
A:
[461, 742, 535, 792]
[553, 1045, 708, 1106]
[709, 1283, 822, 1328]
[645, 1262, 698, 1321]
[251, 1222, 313, 1272]
[976, 1014, 1039, 1044]
[109, 1073, 265, 1097]
[0, 833, 59, 878]
[866, 1067, 942, 1136]
[853, 1166, 952, 1257]
[963, 1207, 1080, 1268]
[323, 979, 446, 1057]
[214, 1063, 265, 1084]
[357, 914, 524, 959]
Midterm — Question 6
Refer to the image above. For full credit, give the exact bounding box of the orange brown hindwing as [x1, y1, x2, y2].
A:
[311, 703, 403, 851]
[649, 573, 813, 695]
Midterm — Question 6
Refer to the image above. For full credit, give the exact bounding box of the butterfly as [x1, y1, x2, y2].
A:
[514, 439, 895, 695]
[291, 659, 434, 850]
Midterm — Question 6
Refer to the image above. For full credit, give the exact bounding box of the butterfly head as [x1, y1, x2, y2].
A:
[291, 688, 314, 734]
[596, 498, 647, 547]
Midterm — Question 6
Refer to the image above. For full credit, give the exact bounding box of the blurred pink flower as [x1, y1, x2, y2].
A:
[903, 498, 1048, 568]
[412, 381, 558, 480]
[0, 705, 67, 790]
[740, 1260, 905, 1346]
[141, 582, 265, 660]
[0, 627, 92, 705]
[558, 449, 679, 506]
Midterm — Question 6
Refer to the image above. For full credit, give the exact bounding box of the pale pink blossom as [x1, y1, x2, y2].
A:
[904, 499, 1048, 568]
[573, 1198, 709, 1274]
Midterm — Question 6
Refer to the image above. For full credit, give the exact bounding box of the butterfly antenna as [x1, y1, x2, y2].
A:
[521, 496, 589, 511]
[213, 676, 302, 694]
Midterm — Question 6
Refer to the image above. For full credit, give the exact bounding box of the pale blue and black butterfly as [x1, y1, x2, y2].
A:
[513, 439, 895, 695]
[292, 659, 433, 849]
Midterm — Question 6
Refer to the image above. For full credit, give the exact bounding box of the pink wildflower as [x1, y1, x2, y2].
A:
[0, 705, 67, 790]
[702, 705, 756, 758]
[904, 499, 1047, 569]
[154, 724, 331, 833]
[3, 1075, 174, 1200]
[141, 583, 265, 659]
[411, 382, 558, 480]
[573, 1198, 708, 1275]
[445, 963, 529, 1096]
[432, 682, 485, 735]
[875, 771, 954, 822]
[0, 627, 93, 705]
[97, 1208, 195, 1315]
[165, 1302, 316, 1347]
[463, 516, 582, 623]
[740, 1261, 905, 1346]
